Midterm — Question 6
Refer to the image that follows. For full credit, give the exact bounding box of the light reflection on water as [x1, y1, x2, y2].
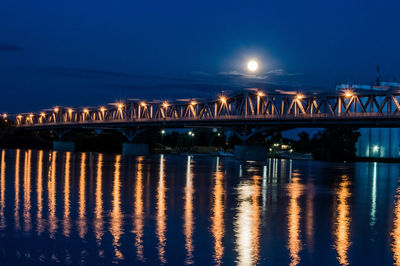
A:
[156, 154, 167, 264]
[183, 156, 194, 264]
[0, 150, 5, 230]
[94, 153, 104, 255]
[133, 156, 145, 261]
[36, 150, 44, 235]
[14, 149, 20, 231]
[110, 154, 123, 261]
[333, 175, 351, 266]
[392, 179, 400, 266]
[234, 165, 261, 266]
[63, 152, 71, 237]
[0, 149, 398, 265]
[210, 157, 225, 265]
[48, 151, 57, 238]
[287, 172, 303, 266]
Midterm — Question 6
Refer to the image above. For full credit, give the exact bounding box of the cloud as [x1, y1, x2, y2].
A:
[190, 71, 210, 76]
[43, 67, 135, 79]
[265, 68, 285, 75]
[219, 68, 303, 79]
[35, 65, 307, 101]
[0, 43, 23, 52]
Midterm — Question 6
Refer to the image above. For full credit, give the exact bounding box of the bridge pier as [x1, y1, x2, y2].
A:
[53, 141, 75, 152]
[234, 145, 267, 161]
[122, 143, 149, 156]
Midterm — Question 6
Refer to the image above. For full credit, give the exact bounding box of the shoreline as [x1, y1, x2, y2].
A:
[1, 146, 399, 164]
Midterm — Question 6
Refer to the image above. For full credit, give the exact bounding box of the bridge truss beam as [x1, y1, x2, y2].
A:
[14, 89, 400, 129]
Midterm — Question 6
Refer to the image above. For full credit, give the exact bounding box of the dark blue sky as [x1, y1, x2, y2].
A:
[1, 0, 400, 113]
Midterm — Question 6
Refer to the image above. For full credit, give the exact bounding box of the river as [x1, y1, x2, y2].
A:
[0, 149, 398, 265]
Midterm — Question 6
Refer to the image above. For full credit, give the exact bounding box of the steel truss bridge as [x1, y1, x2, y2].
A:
[14, 88, 400, 141]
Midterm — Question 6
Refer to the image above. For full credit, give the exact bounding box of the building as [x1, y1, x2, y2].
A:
[336, 68, 400, 158]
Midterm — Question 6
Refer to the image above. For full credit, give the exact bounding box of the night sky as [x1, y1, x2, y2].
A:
[1, 0, 400, 114]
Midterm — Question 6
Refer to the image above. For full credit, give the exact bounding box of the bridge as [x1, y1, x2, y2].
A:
[11, 88, 400, 157]
[15, 88, 400, 128]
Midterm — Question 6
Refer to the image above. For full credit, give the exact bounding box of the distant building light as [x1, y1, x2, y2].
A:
[373, 145, 379, 153]
[220, 97, 226, 103]
[2, 113, 7, 118]
[190, 101, 197, 106]
[83, 108, 89, 113]
[54, 107, 59, 113]
[162, 102, 169, 108]
[68, 108, 73, 113]
[40, 112, 46, 117]
[161, 130, 165, 134]
[140, 102, 146, 107]
[118, 103, 124, 109]
[100, 107, 106, 112]
[258, 91, 264, 97]
[296, 94, 303, 100]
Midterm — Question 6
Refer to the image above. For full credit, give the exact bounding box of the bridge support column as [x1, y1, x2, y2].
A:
[122, 143, 149, 156]
[53, 141, 75, 152]
[234, 145, 267, 161]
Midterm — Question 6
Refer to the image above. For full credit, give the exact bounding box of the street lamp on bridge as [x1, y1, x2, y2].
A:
[344, 91, 353, 98]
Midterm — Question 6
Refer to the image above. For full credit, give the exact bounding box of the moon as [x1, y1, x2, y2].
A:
[247, 60, 258, 72]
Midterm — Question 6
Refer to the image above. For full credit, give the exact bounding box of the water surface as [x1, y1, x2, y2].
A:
[0, 149, 398, 265]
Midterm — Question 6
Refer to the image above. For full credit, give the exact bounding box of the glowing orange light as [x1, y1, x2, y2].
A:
[2, 114, 7, 118]
[68, 108, 73, 114]
[220, 97, 226, 103]
[29, 114, 34, 117]
[140, 102, 146, 107]
[17, 115, 23, 119]
[40, 112, 46, 117]
[258, 92, 264, 97]
[100, 107, 106, 112]
[190, 101, 197, 106]
[345, 91, 353, 98]
[83, 109, 89, 114]
[118, 103, 123, 109]
[54, 107, 59, 113]
[162, 102, 169, 108]
[296, 94, 303, 100]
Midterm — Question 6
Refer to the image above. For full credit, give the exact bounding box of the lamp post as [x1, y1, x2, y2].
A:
[161, 129, 165, 146]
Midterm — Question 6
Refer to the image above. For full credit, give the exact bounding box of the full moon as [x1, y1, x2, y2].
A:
[247, 60, 258, 72]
